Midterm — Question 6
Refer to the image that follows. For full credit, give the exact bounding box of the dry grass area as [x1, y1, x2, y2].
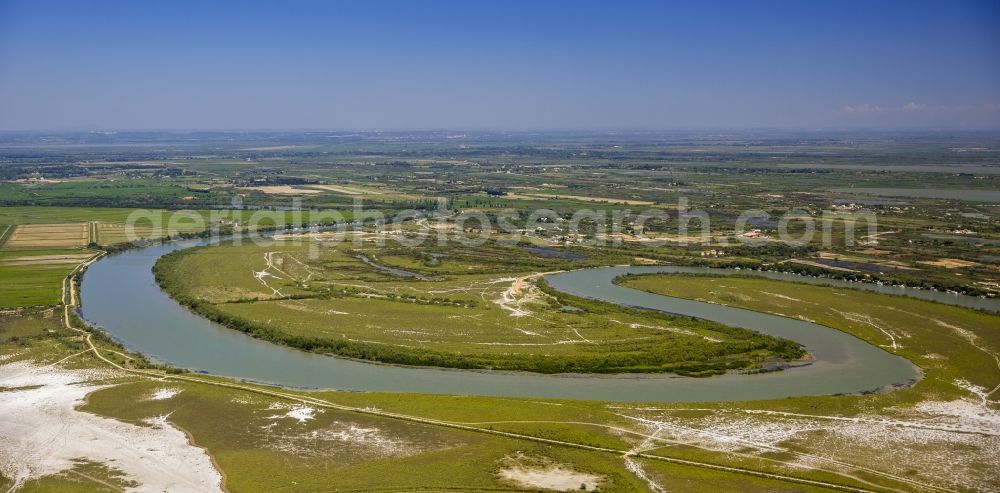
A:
[498, 454, 603, 491]
[786, 258, 856, 272]
[304, 184, 382, 195]
[239, 186, 323, 195]
[505, 192, 656, 206]
[305, 183, 424, 201]
[95, 222, 205, 246]
[816, 251, 918, 270]
[0, 253, 94, 266]
[3, 223, 89, 249]
[95, 223, 159, 246]
[599, 232, 720, 245]
[632, 257, 661, 265]
[96, 223, 146, 245]
[856, 248, 892, 255]
[918, 258, 982, 269]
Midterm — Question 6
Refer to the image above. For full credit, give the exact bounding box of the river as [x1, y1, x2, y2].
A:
[79, 240, 936, 402]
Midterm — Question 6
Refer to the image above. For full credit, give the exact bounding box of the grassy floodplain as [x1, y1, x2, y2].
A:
[621, 273, 1000, 404]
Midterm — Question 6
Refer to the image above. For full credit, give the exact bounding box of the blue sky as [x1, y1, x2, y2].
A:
[1, 0, 998, 130]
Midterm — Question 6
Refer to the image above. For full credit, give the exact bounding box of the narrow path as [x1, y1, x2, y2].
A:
[605, 407, 999, 437]
[831, 309, 898, 351]
[0, 225, 12, 248]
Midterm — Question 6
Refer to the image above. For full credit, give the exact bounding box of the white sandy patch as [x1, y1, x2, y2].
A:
[251, 252, 291, 296]
[240, 185, 322, 195]
[146, 388, 181, 401]
[310, 424, 409, 455]
[0, 361, 222, 492]
[623, 456, 666, 493]
[493, 272, 562, 318]
[914, 380, 1000, 430]
[385, 329, 432, 336]
[915, 398, 1000, 429]
[495, 276, 536, 317]
[499, 464, 602, 491]
[831, 309, 902, 350]
[266, 402, 319, 424]
[716, 290, 758, 303]
[230, 395, 258, 405]
[760, 291, 802, 302]
[303, 184, 381, 195]
[933, 321, 1000, 395]
[617, 401, 1000, 492]
[264, 420, 420, 459]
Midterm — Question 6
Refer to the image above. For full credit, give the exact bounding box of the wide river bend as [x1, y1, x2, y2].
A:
[79, 239, 949, 402]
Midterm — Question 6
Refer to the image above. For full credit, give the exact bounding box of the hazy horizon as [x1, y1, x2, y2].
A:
[2, 0, 999, 131]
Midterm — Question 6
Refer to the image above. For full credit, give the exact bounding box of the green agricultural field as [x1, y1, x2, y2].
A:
[0, 249, 94, 307]
[154, 239, 805, 374]
[0, 264, 74, 307]
[0, 206, 363, 227]
[0, 206, 155, 225]
[0, 179, 201, 205]
[0, 206, 369, 248]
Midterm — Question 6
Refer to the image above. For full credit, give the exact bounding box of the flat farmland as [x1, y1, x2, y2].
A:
[0, 206, 157, 225]
[95, 222, 153, 245]
[239, 185, 324, 195]
[94, 222, 204, 246]
[0, 249, 94, 307]
[2, 223, 90, 250]
[0, 252, 93, 267]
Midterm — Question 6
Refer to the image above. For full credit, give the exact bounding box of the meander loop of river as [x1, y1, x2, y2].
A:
[78, 238, 967, 402]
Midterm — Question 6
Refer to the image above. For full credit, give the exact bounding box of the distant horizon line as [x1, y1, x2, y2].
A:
[2, 126, 1000, 134]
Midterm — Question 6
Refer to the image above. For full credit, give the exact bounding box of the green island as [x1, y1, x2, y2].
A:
[153, 240, 805, 375]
